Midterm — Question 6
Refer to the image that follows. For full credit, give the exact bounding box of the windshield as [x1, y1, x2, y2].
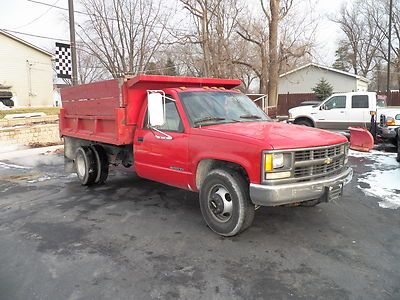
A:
[179, 91, 271, 127]
[376, 98, 387, 108]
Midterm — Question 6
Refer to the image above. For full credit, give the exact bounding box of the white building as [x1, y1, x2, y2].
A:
[278, 63, 369, 94]
[0, 30, 54, 107]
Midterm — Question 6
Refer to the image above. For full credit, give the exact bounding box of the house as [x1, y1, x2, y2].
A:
[0, 30, 54, 107]
[278, 63, 369, 94]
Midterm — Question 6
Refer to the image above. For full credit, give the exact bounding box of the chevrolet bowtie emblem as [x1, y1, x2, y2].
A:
[324, 157, 333, 165]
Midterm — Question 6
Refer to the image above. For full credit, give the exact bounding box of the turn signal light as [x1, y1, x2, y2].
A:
[386, 117, 396, 126]
[265, 154, 273, 171]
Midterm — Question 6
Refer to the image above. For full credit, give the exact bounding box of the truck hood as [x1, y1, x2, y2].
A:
[378, 107, 400, 116]
[288, 105, 317, 117]
[199, 121, 347, 150]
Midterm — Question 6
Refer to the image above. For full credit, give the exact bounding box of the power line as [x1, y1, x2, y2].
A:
[1, 28, 69, 42]
[27, 0, 192, 33]
[14, 0, 60, 30]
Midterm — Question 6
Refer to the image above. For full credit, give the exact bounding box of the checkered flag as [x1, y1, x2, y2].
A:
[55, 42, 72, 79]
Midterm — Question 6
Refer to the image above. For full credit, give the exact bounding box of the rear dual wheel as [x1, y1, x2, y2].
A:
[74, 146, 109, 186]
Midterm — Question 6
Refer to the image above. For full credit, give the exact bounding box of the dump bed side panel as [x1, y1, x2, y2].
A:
[60, 79, 135, 145]
[61, 79, 125, 116]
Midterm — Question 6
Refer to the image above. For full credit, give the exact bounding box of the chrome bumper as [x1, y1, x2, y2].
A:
[250, 167, 353, 206]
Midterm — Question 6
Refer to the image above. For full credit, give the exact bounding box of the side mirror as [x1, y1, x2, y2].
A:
[319, 105, 324, 110]
[148, 92, 165, 127]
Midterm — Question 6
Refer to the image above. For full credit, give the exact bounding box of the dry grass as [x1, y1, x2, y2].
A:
[0, 107, 60, 119]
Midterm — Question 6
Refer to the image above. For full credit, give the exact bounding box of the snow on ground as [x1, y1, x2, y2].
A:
[349, 149, 400, 209]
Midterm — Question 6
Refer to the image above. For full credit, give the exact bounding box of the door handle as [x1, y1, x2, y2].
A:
[137, 137, 144, 142]
[339, 111, 345, 113]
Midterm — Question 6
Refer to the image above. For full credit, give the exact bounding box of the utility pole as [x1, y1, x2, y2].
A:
[386, 0, 393, 99]
[68, 0, 78, 85]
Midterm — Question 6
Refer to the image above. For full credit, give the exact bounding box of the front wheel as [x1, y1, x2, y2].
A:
[199, 169, 255, 236]
[294, 118, 313, 127]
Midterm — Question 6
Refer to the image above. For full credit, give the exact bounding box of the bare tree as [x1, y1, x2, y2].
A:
[366, 0, 400, 89]
[77, 0, 170, 78]
[333, 1, 386, 77]
[236, 0, 315, 103]
[76, 47, 107, 84]
[179, 0, 244, 78]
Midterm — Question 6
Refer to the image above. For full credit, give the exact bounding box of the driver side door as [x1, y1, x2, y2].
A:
[134, 95, 190, 189]
[315, 95, 348, 130]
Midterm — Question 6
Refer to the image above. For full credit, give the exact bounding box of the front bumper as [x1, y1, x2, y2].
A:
[250, 167, 353, 206]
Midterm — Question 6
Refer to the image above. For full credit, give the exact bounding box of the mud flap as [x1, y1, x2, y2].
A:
[64, 157, 75, 173]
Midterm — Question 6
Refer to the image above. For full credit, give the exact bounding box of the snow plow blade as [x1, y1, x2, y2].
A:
[348, 127, 374, 152]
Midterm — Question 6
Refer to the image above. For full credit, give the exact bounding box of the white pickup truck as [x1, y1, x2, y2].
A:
[288, 92, 400, 135]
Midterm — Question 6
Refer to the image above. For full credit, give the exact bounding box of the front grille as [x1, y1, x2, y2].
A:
[293, 144, 345, 181]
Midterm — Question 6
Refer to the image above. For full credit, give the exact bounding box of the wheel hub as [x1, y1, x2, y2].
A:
[208, 185, 233, 222]
[210, 194, 224, 214]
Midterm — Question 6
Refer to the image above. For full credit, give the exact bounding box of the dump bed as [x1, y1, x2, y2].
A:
[60, 75, 241, 145]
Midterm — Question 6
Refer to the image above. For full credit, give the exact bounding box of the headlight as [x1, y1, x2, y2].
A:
[272, 153, 284, 169]
[264, 152, 291, 173]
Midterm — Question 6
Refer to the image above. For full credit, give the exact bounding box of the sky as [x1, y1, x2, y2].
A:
[0, 0, 347, 67]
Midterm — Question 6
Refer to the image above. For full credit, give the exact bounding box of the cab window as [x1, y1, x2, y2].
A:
[351, 95, 369, 108]
[144, 95, 184, 132]
[324, 96, 346, 109]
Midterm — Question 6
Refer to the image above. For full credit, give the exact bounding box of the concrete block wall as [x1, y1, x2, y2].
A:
[0, 115, 59, 127]
[0, 123, 61, 145]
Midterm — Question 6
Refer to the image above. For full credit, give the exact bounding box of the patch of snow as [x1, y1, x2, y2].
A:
[27, 175, 51, 183]
[0, 162, 31, 170]
[358, 169, 400, 209]
[0, 144, 27, 154]
[350, 149, 400, 209]
[349, 149, 397, 167]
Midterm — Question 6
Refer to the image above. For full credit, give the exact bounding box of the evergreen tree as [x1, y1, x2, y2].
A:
[332, 44, 351, 72]
[146, 62, 159, 75]
[312, 78, 333, 101]
[163, 58, 178, 76]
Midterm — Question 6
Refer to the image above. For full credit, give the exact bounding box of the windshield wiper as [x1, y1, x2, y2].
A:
[194, 116, 226, 127]
[239, 114, 261, 119]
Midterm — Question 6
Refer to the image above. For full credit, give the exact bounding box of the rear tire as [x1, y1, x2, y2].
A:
[295, 118, 313, 127]
[75, 146, 97, 186]
[199, 168, 255, 236]
[91, 145, 109, 184]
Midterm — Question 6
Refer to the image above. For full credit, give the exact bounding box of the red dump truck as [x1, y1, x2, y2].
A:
[60, 75, 353, 236]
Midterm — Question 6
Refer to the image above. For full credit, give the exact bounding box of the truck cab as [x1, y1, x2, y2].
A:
[288, 92, 386, 130]
[60, 76, 353, 236]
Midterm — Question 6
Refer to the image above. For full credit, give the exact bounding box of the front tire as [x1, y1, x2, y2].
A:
[199, 169, 255, 236]
[294, 118, 313, 127]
